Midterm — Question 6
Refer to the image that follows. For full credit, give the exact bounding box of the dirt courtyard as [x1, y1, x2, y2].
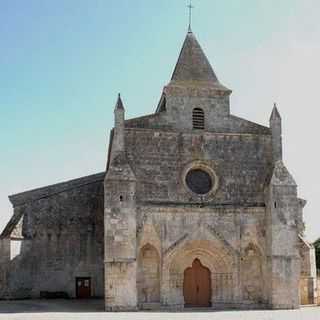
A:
[0, 300, 318, 320]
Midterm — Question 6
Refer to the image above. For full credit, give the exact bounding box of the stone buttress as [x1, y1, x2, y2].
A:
[265, 106, 303, 308]
[104, 95, 138, 311]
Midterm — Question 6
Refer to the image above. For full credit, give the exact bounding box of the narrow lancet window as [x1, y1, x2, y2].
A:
[193, 108, 205, 129]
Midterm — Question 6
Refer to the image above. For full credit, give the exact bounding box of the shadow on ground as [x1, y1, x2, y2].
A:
[0, 300, 319, 318]
[0, 299, 105, 313]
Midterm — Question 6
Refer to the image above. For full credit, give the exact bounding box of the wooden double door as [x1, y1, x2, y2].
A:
[76, 277, 91, 299]
[183, 259, 211, 307]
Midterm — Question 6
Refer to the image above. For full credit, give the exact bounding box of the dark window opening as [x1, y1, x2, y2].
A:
[186, 169, 213, 195]
[274, 202, 277, 208]
[120, 195, 123, 202]
[193, 108, 205, 129]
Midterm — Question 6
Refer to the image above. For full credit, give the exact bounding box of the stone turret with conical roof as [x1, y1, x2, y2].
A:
[265, 106, 302, 308]
[270, 103, 282, 162]
[159, 30, 232, 131]
[112, 93, 125, 159]
[104, 94, 138, 311]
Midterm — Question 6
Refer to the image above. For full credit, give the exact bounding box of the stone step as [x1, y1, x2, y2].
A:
[141, 303, 161, 310]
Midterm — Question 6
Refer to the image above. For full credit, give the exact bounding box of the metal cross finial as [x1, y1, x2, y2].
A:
[187, 0, 194, 32]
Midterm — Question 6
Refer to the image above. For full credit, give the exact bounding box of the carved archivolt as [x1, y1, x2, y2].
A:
[162, 236, 238, 305]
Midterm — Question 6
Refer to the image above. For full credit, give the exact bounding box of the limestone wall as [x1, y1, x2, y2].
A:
[0, 239, 10, 297]
[265, 162, 302, 309]
[105, 261, 137, 311]
[136, 205, 267, 308]
[125, 128, 273, 205]
[299, 239, 318, 305]
[317, 277, 320, 305]
[2, 176, 104, 299]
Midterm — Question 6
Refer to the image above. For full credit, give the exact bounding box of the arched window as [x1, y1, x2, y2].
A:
[192, 108, 205, 129]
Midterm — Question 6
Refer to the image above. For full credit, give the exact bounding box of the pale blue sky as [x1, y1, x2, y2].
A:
[0, 0, 319, 241]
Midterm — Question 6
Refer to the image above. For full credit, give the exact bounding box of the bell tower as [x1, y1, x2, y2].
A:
[157, 30, 232, 132]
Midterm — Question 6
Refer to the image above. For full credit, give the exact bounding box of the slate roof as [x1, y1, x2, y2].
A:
[170, 31, 230, 92]
[8, 172, 105, 207]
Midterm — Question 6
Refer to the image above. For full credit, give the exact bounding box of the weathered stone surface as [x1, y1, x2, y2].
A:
[103, 30, 314, 311]
[299, 237, 317, 305]
[123, 130, 272, 205]
[1, 173, 105, 299]
[0, 29, 316, 312]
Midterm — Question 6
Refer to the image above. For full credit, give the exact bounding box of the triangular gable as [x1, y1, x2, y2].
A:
[164, 224, 239, 257]
[0, 211, 24, 239]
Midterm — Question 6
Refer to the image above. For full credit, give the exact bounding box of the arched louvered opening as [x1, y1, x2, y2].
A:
[193, 108, 205, 129]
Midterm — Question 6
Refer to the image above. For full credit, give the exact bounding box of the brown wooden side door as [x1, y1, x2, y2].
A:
[183, 259, 211, 307]
[76, 277, 91, 299]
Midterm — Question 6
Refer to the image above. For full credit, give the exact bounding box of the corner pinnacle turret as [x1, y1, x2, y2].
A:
[115, 93, 125, 110]
[270, 103, 283, 162]
[112, 93, 125, 157]
[270, 103, 281, 121]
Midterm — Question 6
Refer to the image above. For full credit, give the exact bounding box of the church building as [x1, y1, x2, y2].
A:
[0, 27, 317, 310]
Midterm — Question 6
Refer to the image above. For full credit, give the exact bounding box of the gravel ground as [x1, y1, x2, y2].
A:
[0, 300, 319, 320]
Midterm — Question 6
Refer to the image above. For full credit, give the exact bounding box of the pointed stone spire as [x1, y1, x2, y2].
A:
[270, 103, 282, 162]
[270, 103, 281, 121]
[171, 31, 217, 83]
[170, 31, 230, 91]
[115, 93, 124, 110]
[113, 93, 125, 156]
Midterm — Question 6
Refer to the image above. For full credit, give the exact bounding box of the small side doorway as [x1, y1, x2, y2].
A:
[76, 277, 91, 299]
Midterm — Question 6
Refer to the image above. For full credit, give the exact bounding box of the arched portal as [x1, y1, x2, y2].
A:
[163, 239, 237, 307]
[137, 244, 160, 304]
[183, 258, 211, 307]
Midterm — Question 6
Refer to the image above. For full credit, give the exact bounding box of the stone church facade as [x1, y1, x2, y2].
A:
[0, 29, 317, 310]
